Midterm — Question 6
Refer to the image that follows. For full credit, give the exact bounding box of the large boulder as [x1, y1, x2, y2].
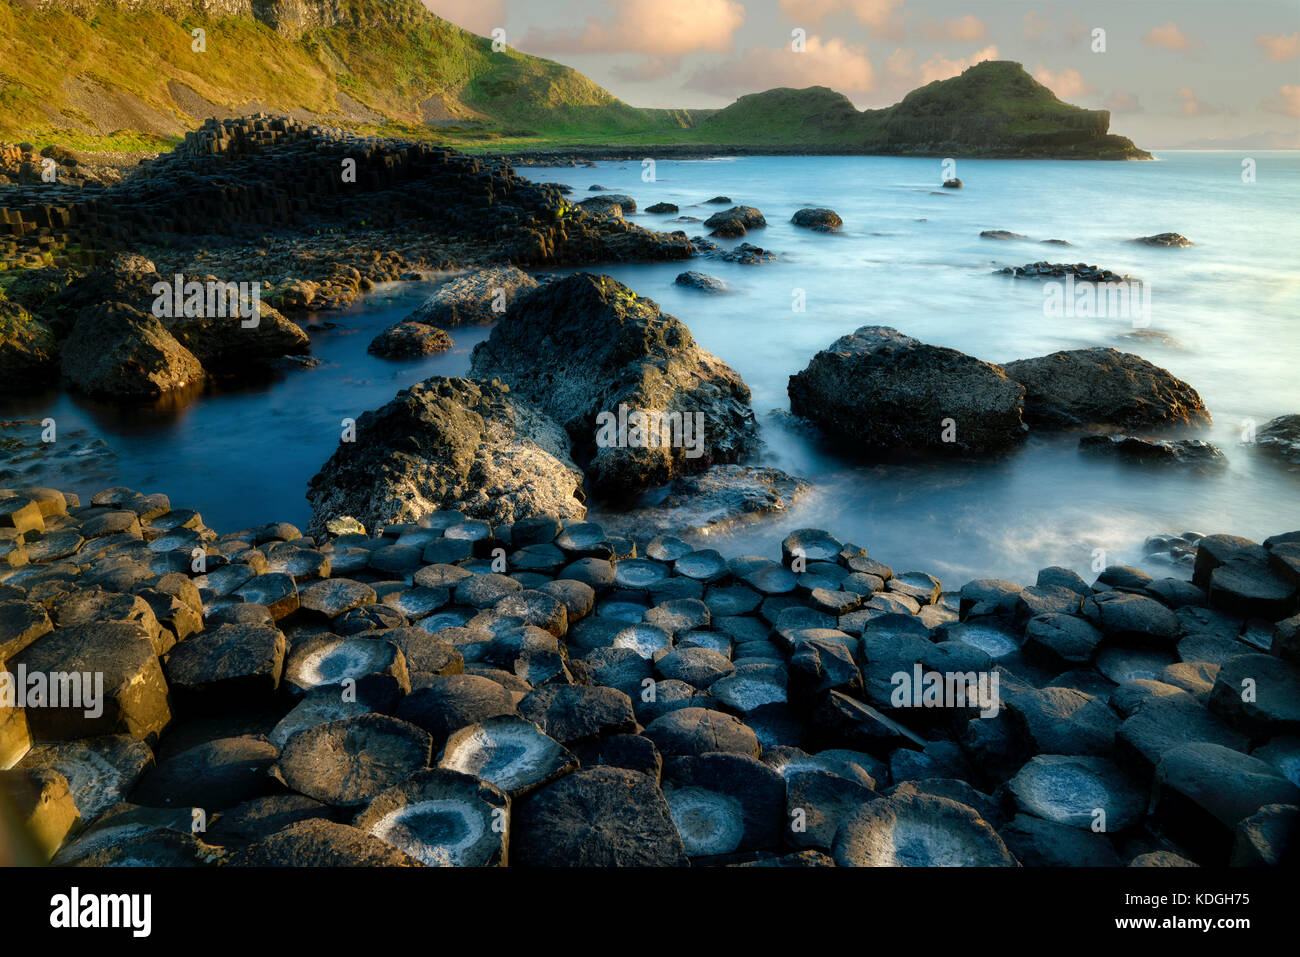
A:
[161, 297, 309, 370]
[405, 266, 538, 327]
[787, 326, 1026, 454]
[1253, 414, 1300, 471]
[0, 293, 59, 392]
[306, 377, 586, 537]
[1002, 348, 1210, 429]
[60, 303, 203, 400]
[470, 273, 757, 496]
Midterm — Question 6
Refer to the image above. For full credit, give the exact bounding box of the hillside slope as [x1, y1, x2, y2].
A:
[0, 1, 1146, 158]
[0, 0, 693, 148]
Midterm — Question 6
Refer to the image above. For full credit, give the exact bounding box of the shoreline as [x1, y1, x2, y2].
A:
[1, 482, 1295, 866]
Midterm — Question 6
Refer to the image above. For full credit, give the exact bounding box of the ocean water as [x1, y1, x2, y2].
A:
[3, 151, 1297, 587]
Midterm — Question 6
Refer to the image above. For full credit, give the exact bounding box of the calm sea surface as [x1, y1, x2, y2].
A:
[4, 152, 1297, 585]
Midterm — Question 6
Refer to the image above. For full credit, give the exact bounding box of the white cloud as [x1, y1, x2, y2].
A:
[779, 0, 902, 38]
[920, 14, 988, 44]
[520, 0, 745, 56]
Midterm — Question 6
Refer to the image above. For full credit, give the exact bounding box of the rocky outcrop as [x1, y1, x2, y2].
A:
[470, 273, 757, 497]
[1079, 435, 1226, 471]
[704, 206, 766, 233]
[1253, 415, 1300, 471]
[1134, 233, 1192, 247]
[791, 208, 842, 232]
[405, 267, 537, 327]
[2, 480, 1296, 867]
[1002, 349, 1210, 430]
[788, 325, 1027, 454]
[306, 377, 586, 537]
[366, 322, 453, 358]
[59, 303, 203, 400]
[0, 293, 59, 391]
[674, 271, 726, 293]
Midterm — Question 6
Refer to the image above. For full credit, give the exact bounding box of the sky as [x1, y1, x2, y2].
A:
[422, 0, 1300, 148]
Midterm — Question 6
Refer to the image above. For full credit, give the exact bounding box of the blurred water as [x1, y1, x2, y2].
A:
[2, 152, 1296, 587]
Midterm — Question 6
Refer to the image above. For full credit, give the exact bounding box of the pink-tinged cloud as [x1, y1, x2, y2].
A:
[686, 34, 876, 96]
[421, 0, 505, 37]
[883, 47, 915, 83]
[1177, 87, 1222, 117]
[1264, 85, 1300, 118]
[1144, 22, 1200, 52]
[917, 46, 999, 85]
[779, 0, 903, 38]
[1034, 65, 1093, 100]
[921, 14, 988, 44]
[1104, 91, 1142, 114]
[1257, 33, 1300, 62]
[519, 0, 745, 57]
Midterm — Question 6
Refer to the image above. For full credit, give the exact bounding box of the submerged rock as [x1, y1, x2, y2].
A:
[367, 322, 453, 358]
[1252, 414, 1300, 471]
[306, 376, 585, 537]
[602, 465, 810, 538]
[470, 273, 757, 497]
[791, 208, 842, 232]
[674, 270, 726, 293]
[1003, 348, 1210, 429]
[788, 325, 1027, 454]
[1079, 434, 1227, 470]
[1133, 233, 1193, 247]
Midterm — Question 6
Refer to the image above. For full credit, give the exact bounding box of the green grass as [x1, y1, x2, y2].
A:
[0, 3, 1141, 158]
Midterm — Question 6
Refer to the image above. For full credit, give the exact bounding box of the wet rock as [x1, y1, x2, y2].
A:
[396, 673, 516, 747]
[164, 623, 287, 711]
[1002, 348, 1210, 429]
[645, 202, 678, 214]
[60, 303, 204, 400]
[1134, 232, 1193, 247]
[704, 206, 765, 231]
[1082, 590, 1180, 643]
[513, 766, 687, 867]
[470, 273, 756, 496]
[674, 270, 726, 293]
[999, 813, 1121, 866]
[132, 735, 279, 810]
[233, 819, 419, 866]
[0, 766, 80, 860]
[307, 377, 585, 537]
[981, 229, 1027, 240]
[1005, 754, 1144, 830]
[1252, 414, 1300, 471]
[663, 752, 785, 856]
[1209, 653, 1300, 735]
[1231, 803, 1297, 867]
[367, 322, 453, 358]
[285, 634, 409, 695]
[438, 715, 576, 796]
[352, 768, 510, 867]
[1151, 742, 1300, 863]
[644, 706, 761, 757]
[833, 793, 1017, 866]
[791, 208, 842, 232]
[1080, 434, 1226, 471]
[273, 714, 433, 807]
[11, 622, 170, 743]
[406, 266, 538, 327]
[517, 684, 636, 744]
[789, 326, 1027, 454]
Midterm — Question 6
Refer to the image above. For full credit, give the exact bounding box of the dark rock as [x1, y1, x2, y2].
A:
[834, 793, 1018, 866]
[791, 208, 842, 232]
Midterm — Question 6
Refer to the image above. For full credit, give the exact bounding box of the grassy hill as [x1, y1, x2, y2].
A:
[0, 0, 1146, 158]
